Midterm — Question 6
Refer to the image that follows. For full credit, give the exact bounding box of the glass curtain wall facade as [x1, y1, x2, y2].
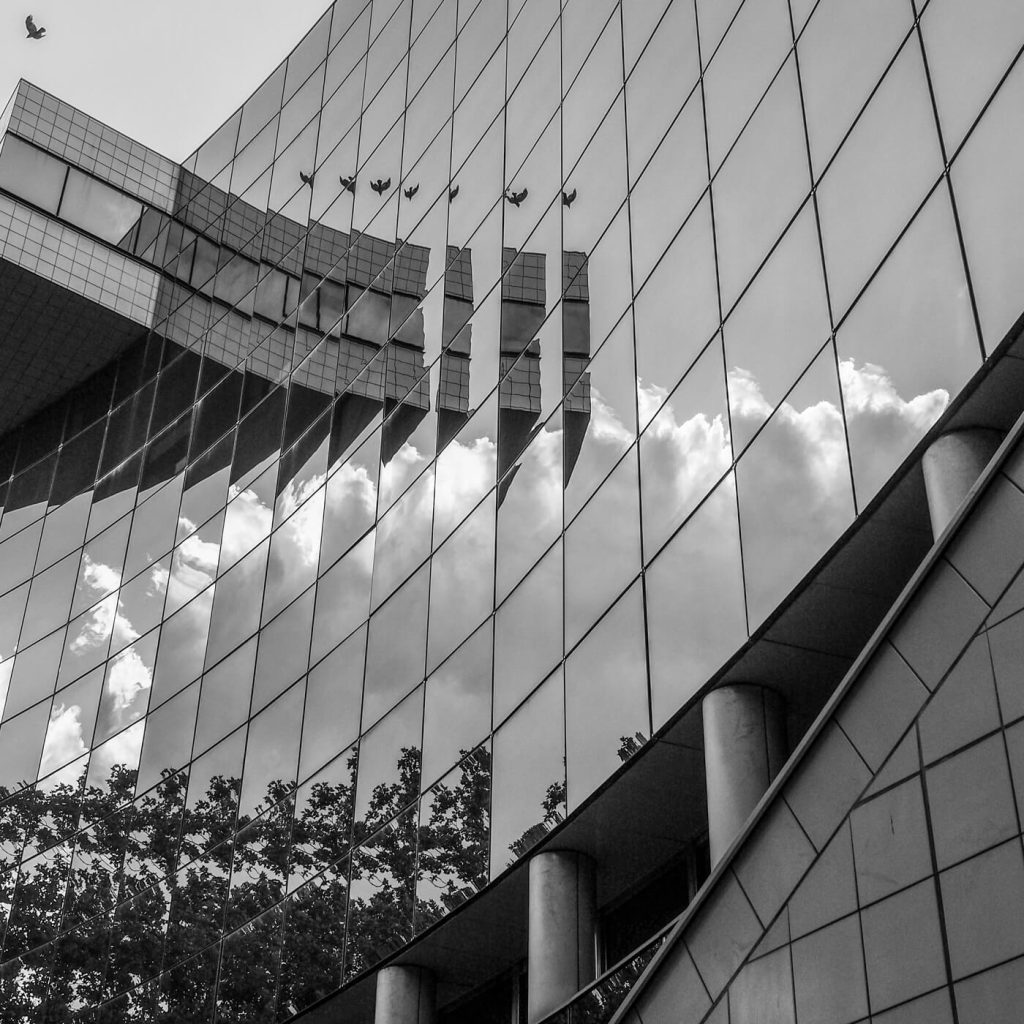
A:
[0, 0, 1022, 1019]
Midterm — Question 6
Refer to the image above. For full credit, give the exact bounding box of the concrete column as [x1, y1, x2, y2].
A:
[528, 850, 597, 1024]
[922, 428, 1002, 539]
[374, 965, 436, 1024]
[702, 685, 787, 866]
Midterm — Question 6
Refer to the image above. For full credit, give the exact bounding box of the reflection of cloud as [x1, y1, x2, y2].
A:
[148, 564, 169, 596]
[70, 593, 119, 654]
[840, 358, 948, 432]
[106, 646, 152, 714]
[39, 703, 87, 777]
[589, 388, 633, 447]
[91, 719, 145, 779]
[277, 472, 328, 568]
[221, 488, 274, 566]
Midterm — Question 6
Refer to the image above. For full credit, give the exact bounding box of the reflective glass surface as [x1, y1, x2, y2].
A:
[0, 0, 1020, 1015]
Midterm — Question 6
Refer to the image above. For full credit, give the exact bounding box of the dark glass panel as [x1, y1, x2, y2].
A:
[426, 493, 495, 673]
[647, 472, 745, 729]
[239, 683, 303, 820]
[415, 745, 491, 930]
[495, 419, 563, 605]
[277, 860, 348, 1017]
[20, 551, 79, 648]
[310, 533, 373, 666]
[639, 337, 731, 557]
[0, 134, 66, 213]
[123, 472, 183, 583]
[204, 537, 269, 670]
[712, 57, 809, 313]
[736, 346, 856, 629]
[99, 382, 155, 480]
[798, 0, 913, 177]
[37, 668, 103, 780]
[36, 492, 91, 574]
[93, 630, 158, 746]
[252, 590, 314, 712]
[816, 38, 943, 320]
[290, 748, 356, 889]
[216, 903, 284, 1022]
[625, 0, 698, 174]
[564, 451, 641, 651]
[422, 621, 492, 789]
[59, 169, 142, 244]
[299, 627, 366, 782]
[0, 699, 49, 792]
[838, 185, 978, 509]
[493, 540, 562, 726]
[632, 196, 718, 407]
[346, 805, 417, 979]
[490, 669, 565, 873]
[134, 681, 199, 797]
[723, 204, 831, 455]
[50, 421, 104, 507]
[4, 628, 67, 723]
[701, 0, 791, 173]
[0, 517, 43, 596]
[193, 637, 257, 757]
[353, 687, 423, 826]
[948, 54, 1024, 350]
[362, 566, 429, 729]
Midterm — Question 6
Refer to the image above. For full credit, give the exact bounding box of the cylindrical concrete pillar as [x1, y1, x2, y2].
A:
[374, 965, 436, 1024]
[702, 685, 786, 865]
[527, 850, 597, 1024]
[922, 428, 1002, 539]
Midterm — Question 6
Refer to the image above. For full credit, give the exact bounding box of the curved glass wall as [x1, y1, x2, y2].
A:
[0, 0, 1021, 1018]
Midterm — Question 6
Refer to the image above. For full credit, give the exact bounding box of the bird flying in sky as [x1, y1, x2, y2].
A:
[562, 188, 577, 208]
[340, 175, 356, 193]
[448, 185, 459, 202]
[371, 177, 391, 194]
[506, 187, 528, 207]
[403, 184, 419, 199]
[25, 16, 46, 39]
[299, 171, 314, 187]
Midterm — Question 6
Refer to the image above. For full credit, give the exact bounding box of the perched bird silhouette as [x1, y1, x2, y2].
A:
[25, 15, 46, 39]
[340, 175, 356, 193]
[506, 187, 528, 207]
[403, 184, 419, 200]
[448, 185, 459, 202]
[299, 171, 315, 187]
[370, 177, 391, 195]
[562, 188, 577, 208]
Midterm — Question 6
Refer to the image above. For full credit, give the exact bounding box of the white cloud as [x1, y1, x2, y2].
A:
[105, 645, 152, 715]
[840, 359, 948, 429]
[39, 703, 87, 778]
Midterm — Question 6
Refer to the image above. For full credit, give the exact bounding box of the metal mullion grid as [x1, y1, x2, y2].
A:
[909, 0, 985, 368]
[620, 0, 660, 769]
[777, 0, 858, 534]
[691, 0, 749, 642]
[210, 30, 341, 1013]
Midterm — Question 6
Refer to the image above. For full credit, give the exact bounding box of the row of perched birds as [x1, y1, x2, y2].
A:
[298, 172, 577, 208]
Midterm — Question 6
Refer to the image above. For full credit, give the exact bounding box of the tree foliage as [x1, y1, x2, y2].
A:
[0, 743, 503, 1022]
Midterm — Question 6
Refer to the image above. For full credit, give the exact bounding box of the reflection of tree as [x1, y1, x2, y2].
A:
[509, 778, 567, 864]
[0, 743, 492, 1021]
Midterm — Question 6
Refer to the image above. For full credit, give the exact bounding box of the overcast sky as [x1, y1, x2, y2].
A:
[2, 0, 332, 160]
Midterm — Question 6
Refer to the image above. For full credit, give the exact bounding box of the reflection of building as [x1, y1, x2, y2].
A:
[1, 2, 1024, 1021]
